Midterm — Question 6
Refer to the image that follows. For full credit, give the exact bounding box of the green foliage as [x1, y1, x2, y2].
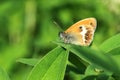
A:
[17, 58, 38, 66]
[27, 46, 69, 80]
[100, 33, 120, 53]
[17, 33, 120, 80]
[0, 67, 10, 80]
[54, 42, 120, 75]
[0, 0, 120, 80]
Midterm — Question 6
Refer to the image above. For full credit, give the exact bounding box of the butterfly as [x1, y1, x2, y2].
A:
[59, 18, 97, 46]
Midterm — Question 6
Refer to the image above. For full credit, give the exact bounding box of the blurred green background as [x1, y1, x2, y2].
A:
[0, 0, 120, 80]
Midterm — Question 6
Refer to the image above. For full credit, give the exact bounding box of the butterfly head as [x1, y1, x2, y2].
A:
[59, 32, 76, 44]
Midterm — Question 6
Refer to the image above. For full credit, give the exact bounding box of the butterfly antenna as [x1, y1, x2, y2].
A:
[53, 21, 63, 32]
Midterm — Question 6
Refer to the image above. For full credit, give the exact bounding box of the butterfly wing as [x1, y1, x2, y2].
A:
[64, 18, 97, 46]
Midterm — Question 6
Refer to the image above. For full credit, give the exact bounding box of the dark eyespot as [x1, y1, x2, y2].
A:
[79, 26, 82, 29]
[90, 22, 93, 25]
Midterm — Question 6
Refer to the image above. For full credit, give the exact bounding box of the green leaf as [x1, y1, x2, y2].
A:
[111, 55, 120, 69]
[27, 46, 69, 80]
[68, 53, 87, 74]
[85, 65, 101, 76]
[96, 74, 110, 80]
[85, 65, 112, 76]
[16, 58, 38, 66]
[82, 75, 96, 80]
[54, 42, 120, 74]
[108, 76, 115, 80]
[107, 47, 120, 55]
[108, 53, 120, 79]
[0, 67, 10, 80]
[68, 71, 83, 80]
[100, 33, 120, 53]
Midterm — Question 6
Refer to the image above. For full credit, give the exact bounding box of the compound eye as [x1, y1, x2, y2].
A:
[59, 32, 65, 38]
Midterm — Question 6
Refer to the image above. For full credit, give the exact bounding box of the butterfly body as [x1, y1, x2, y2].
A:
[59, 18, 97, 46]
